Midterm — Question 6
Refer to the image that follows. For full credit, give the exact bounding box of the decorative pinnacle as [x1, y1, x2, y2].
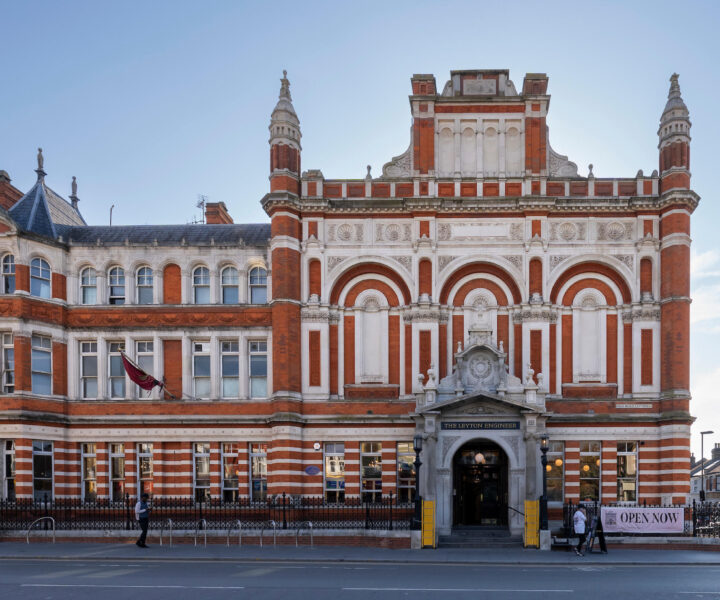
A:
[35, 147, 46, 181]
[71, 176, 78, 197]
[279, 69, 291, 101]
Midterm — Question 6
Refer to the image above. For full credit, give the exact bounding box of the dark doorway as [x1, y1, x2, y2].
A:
[452, 440, 508, 527]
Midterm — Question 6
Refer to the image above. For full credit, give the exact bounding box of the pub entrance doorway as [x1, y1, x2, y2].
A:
[452, 440, 508, 527]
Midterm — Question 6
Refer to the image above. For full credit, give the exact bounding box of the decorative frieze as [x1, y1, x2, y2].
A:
[437, 222, 523, 241]
[328, 223, 364, 242]
[402, 310, 449, 323]
[549, 221, 587, 242]
[390, 256, 412, 271]
[301, 308, 333, 322]
[511, 308, 558, 323]
[375, 222, 412, 243]
[596, 221, 634, 241]
[622, 308, 661, 322]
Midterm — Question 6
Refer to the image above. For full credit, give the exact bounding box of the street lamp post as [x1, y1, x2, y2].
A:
[540, 434, 549, 531]
[412, 434, 423, 531]
[700, 430, 714, 503]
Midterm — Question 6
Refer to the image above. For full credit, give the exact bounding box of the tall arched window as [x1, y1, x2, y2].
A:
[1, 254, 15, 294]
[249, 267, 267, 304]
[193, 266, 210, 304]
[80, 267, 97, 304]
[221, 266, 239, 304]
[573, 290, 607, 383]
[136, 266, 153, 304]
[30, 258, 51, 298]
[108, 266, 125, 305]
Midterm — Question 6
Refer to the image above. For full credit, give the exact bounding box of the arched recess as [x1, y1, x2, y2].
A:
[419, 259, 432, 298]
[339, 278, 401, 392]
[330, 262, 411, 306]
[549, 261, 631, 305]
[163, 263, 181, 304]
[439, 262, 522, 305]
[529, 258, 543, 297]
[640, 257, 653, 298]
[308, 259, 321, 299]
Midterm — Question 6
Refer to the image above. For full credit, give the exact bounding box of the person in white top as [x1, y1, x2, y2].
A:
[573, 506, 587, 556]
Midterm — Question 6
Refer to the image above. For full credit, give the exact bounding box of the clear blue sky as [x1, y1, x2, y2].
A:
[2, 0, 719, 459]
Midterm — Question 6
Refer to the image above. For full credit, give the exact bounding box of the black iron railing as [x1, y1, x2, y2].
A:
[0, 492, 413, 532]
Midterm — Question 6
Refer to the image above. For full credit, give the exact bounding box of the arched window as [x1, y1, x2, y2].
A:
[221, 266, 239, 304]
[193, 266, 210, 304]
[136, 266, 153, 304]
[80, 267, 97, 304]
[30, 258, 51, 298]
[249, 267, 267, 304]
[1, 254, 15, 294]
[108, 266, 125, 305]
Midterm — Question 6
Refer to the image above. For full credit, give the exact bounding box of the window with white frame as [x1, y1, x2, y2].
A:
[136, 266, 153, 304]
[4, 440, 15, 501]
[249, 266, 267, 304]
[193, 266, 210, 304]
[193, 442, 211, 502]
[579, 441, 601, 501]
[30, 258, 51, 298]
[249, 443, 267, 501]
[221, 341, 240, 398]
[2, 254, 15, 294]
[108, 266, 125, 305]
[222, 443, 240, 502]
[2, 333, 14, 393]
[80, 267, 97, 304]
[134, 341, 154, 396]
[32, 440, 53, 502]
[137, 443, 153, 496]
[360, 442, 382, 503]
[547, 441, 565, 502]
[324, 443, 345, 504]
[82, 443, 97, 502]
[31, 335, 51, 395]
[396, 442, 415, 503]
[110, 443, 125, 502]
[80, 341, 98, 398]
[617, 441, 638, 502]
[108, 342, 125, 398]
[193, 341, 211, 399]
[249, 340, 267, 398]
[221, 266, 239, 304]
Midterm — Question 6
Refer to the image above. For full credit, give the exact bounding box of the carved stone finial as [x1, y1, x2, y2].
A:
[366, 165, 372, 180]
[37, 147, 44, 170]
[283, 69, 287, 79]
[279, 70, 292, 101]
[499, 340, 504, 354]
[537, 372, 544, 390]
[588, 163, 594, 178]
[457, 341, 462, 353]
[71, 176, 78, 197]
[525, 363, 535, 385]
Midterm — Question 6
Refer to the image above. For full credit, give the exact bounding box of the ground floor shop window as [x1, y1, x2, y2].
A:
[110, 443, 125, 502]
[617, 441, 638, 502]
[250, 443, 267, 501]
[324, 443, 345, 503]
[579, 441, 601, 501]
[193, 443, 211, 502]
[361, 442, 382, 503]
[137, 443, 153, 496]
[547, 441, 564, 502]
[396, 442, 415, 503]
[4, 440, 15, 501]
[222, 443, 240, 502]
[82, 443, 97, 501]
[32, 440, 53, 502]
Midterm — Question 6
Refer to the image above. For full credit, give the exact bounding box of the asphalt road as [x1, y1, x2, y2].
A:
[1, 558, 720, 599]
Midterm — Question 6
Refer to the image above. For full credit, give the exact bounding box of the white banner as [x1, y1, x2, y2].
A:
[600, 506, 684, 533]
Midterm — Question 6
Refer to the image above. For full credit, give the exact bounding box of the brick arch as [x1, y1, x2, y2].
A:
[561, 278, 619, 306]
[330, 262, 411, 305]
[452, 278, 509, 306]
[344, 279, 400, 307]
[439, 262, 522, 305]
[550, 262, 631, 304]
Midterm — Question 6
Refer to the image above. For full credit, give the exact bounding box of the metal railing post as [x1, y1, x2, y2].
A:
[227, 519, 242, 547]
[160, 518, 173, 547]
[194, 518, 207, 547]
[282, 492, 287, 530]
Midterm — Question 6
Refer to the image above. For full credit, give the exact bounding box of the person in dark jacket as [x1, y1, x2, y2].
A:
[135, 493, 150, 547]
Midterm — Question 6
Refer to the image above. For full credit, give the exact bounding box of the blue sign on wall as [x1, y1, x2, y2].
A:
[304, 465, 321, 476]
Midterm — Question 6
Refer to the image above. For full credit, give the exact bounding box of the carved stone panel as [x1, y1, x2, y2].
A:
[549, 221, 587, 242]
[597, 221, 634, 241]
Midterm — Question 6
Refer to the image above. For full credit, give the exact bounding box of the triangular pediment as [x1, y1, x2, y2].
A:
[420, 390, 542, 416]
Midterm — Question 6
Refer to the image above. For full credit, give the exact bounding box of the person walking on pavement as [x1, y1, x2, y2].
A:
[135, 493, 150, 548]
[573, 506, 587, 556]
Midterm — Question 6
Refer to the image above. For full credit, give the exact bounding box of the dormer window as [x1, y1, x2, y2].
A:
[1, 254, 15, 294]
[108, 267, 125, 305]
[30, 258, 51, 298]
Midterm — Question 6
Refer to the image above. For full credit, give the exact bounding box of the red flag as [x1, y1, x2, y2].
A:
[121, 352, 163, 391]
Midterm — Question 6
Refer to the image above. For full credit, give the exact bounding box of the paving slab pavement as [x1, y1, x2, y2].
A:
[2, 541, 720, 566]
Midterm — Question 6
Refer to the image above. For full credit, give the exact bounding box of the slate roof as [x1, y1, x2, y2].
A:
[54, 223, 271, 247]
[8, 177, 85, 238]
[691, 456, 720, 477]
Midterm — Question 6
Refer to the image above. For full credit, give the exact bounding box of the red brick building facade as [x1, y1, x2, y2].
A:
[0, 69, 697, 536]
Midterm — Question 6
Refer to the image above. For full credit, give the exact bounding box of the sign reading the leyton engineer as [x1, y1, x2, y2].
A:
[601, 507, 684, 533]
[441, 422, 520, 431]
